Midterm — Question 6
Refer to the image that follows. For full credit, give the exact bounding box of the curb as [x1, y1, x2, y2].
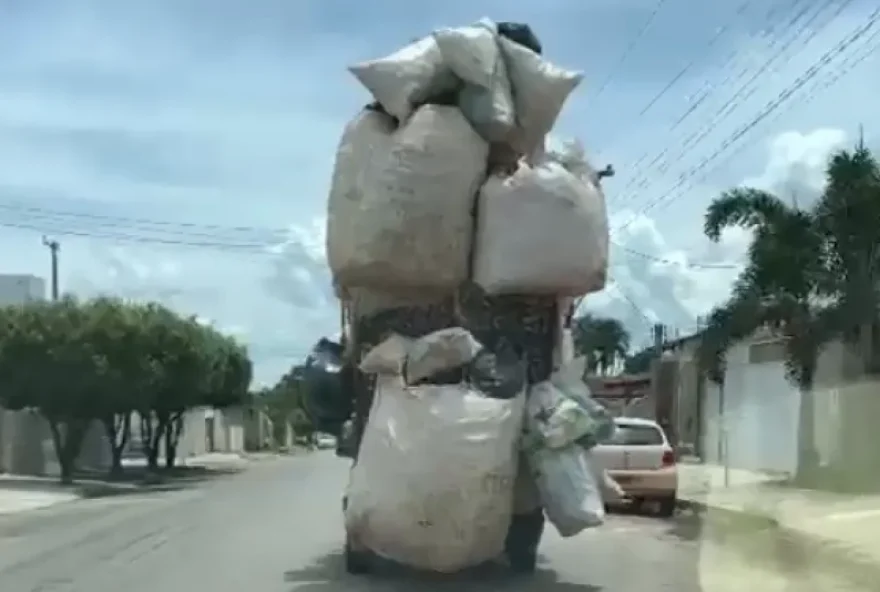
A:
[679, 498, 880, 587]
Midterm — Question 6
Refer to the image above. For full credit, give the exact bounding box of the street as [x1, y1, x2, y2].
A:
[0, 453, 869, 592]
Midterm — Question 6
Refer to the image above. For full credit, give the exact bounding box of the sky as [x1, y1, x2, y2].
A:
[0, 0, 878, 386]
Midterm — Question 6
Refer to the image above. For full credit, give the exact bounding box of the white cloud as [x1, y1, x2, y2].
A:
[1, 0, 877, 382]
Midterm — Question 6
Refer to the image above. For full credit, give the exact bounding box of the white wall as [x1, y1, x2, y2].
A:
[0, 274, 46, 305]
[699, 335, 850, 476]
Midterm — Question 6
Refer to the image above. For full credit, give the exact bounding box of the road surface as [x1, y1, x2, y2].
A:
[0, 452, 867, 591]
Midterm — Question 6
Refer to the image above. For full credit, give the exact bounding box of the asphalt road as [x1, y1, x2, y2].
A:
[0, 452, 868, 592]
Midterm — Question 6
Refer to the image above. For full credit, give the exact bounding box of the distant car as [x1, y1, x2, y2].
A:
[316, 433, 337, 450]
[591, 417, 678, 517]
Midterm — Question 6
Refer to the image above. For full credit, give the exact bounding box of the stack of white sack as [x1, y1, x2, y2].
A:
[522, 357, 617, 537]
[326, 18, 588, 297]
[345, 328, 526, 573]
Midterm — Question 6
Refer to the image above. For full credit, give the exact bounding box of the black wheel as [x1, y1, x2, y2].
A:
[345, 538, 372, 575]
[657, 495, 677, 518]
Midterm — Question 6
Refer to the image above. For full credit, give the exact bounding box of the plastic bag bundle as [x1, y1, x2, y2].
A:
[347, 329, 525, 572]
[522, 358, 614, 537]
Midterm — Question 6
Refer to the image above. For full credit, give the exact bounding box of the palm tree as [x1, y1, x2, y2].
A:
[572, 314, 630, 375]
[814, 145, 880, 375]
[698, 187, 830, 478]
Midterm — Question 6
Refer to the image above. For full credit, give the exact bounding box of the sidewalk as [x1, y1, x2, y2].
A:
[679, 462, 880, 571]
[0, 487, 78, 515]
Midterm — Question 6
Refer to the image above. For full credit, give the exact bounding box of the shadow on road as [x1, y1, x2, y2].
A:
[1, 465, 244, 499]
[283, 549, 602, 591]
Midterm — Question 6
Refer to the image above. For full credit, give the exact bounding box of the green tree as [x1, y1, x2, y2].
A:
[0, 297, 105, 483]
[79, 297, 148, 477]
[814, 145, 880, 374]
[572, 314, 630, 375]
[700, 186, 832, 477]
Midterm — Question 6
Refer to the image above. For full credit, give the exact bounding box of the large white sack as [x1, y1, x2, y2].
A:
[525, 443, 605, 537]
[326, 109, 397, 279]
[434, 19, 516, 142]
[334, 105, 489, 291]
[472, 158, 609, 296]
[345, 375, 525, 572]
[348, 36, 460, 122]
[498, 36, 583, 154]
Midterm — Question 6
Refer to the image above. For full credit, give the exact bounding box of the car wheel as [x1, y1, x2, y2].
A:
[657, 495, 677, 518]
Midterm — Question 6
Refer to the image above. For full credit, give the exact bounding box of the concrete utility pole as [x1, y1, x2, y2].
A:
[42, 236, 59, 301]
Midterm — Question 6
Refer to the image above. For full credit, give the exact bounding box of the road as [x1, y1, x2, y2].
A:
[0, 452, 868, 592]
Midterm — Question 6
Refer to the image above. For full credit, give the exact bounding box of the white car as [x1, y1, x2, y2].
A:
[316, 433, 337, 449]
[591, 417, 678, 516]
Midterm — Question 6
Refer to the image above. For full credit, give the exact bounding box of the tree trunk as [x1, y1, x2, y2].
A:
[47, 418, 87, 485]
[146, 413, 169, 472]
[164, 412, 185, 469]
[796, 379, 819, 482]
[102, 413, 131, 478]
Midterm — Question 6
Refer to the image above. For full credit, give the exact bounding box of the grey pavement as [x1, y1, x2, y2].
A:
[0, 452, 870, 592]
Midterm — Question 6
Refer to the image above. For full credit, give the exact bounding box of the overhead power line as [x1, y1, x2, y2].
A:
[586, 0, 672, 106]
[612, 5, 880, 235]
[612, 0, 851, 207]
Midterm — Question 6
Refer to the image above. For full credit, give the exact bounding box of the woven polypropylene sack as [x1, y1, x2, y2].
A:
[473, 160, 608, 296]
[345, 377, 524, 572]
[326, 109, 397, 280]
[333, 105, 488, 291]
[348, 36, 460, 122]
[498, 36, 583, 155]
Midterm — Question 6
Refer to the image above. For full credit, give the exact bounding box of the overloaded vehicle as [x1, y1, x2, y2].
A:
[302, 19, 621, 576]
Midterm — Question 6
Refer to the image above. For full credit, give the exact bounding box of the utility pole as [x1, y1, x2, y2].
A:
[42, 236, 59, 301]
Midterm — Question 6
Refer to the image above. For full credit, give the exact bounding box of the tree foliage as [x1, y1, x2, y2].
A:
[0, 297, 252, 482]
[571, 314, 631, 375]
[697, 144, 880, 480]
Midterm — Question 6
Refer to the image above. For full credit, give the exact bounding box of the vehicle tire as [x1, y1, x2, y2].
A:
[657, 495, 677, 518]
[345, 538, 372, 575]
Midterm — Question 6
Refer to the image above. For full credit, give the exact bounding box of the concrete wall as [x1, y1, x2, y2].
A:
[127, 406, 246, 461]
[0, 408, 111, 476]
[692, 332, 855, 476]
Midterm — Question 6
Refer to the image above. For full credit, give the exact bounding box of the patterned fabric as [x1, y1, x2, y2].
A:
[347, 285, 559, 458]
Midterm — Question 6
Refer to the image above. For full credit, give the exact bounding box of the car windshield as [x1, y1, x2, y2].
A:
[609, 424, 665, 446]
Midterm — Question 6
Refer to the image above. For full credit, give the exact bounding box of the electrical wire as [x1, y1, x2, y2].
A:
[612, 5, 880, 235]
[585, 0, 672, 107]
[612, 0, 850, 206]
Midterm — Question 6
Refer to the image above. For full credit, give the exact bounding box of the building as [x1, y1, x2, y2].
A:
[0, 274, 46, 305]
[663, 326, 875, 479]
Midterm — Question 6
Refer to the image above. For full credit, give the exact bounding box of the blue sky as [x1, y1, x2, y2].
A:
[0, 0, 878, 385]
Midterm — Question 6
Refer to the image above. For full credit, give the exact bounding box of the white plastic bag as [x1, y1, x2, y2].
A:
[333, 105, 489, 291]
[526, 444, 604, 537]
[498, 36, 583, 155]
[348, 36, 459, 122]
[527, 381, 596, 449]
[345, 375, 525, 572]
[359, 329, 483, 385]
[552, 357, 616, 448]
[472, 155, 609, 296]
[434, 19, 516, 142]
[326, 109, 397, 279]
